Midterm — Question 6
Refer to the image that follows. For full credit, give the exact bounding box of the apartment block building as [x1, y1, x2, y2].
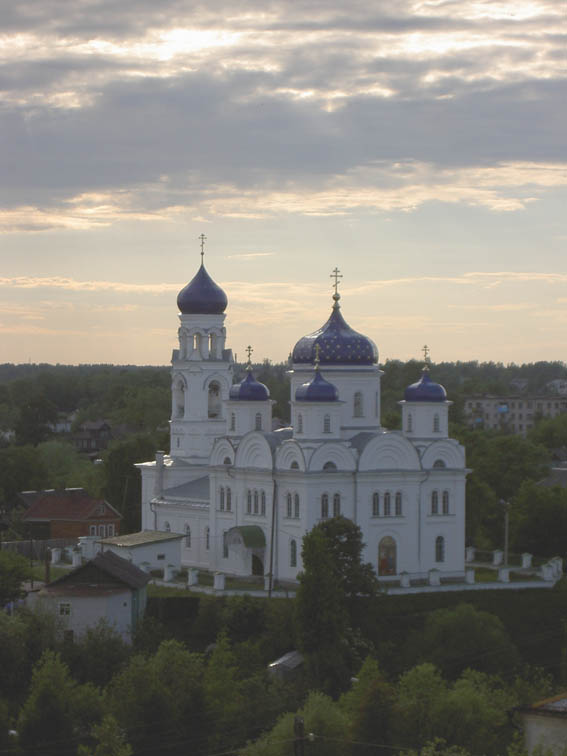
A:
[463, 395, 567, 436]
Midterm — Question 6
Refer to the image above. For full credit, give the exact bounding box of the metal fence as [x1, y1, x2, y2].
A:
[0, 538, 77, 561]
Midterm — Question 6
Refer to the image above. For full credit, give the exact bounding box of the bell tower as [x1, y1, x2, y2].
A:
[170, 235, 233, 462]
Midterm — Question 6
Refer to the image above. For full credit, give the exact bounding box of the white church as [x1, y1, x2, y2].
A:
[139, 250, 468, 585]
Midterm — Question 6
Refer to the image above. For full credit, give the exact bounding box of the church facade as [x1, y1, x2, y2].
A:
[138, 255, 468, 584]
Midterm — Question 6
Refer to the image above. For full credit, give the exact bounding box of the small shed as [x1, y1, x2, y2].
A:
[39, 551, 149, 643]
[519, 693, 567, 755]
[98, 530, 183, 572]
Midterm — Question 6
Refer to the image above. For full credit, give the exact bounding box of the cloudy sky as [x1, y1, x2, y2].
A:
[1, 0, 565, 366]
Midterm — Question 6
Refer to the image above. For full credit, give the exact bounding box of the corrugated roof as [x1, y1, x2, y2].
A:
[99, 529, 184, 547]
[47, 550, 149, 590]
[162, 476, 210, 500]
[21, 489, 121, 522]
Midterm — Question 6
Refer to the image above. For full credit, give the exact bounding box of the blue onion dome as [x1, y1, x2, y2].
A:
[295, 369, 339, 402]
[229, 369, 270, 401]
[292, 291, 378, 366]
[404, 369, 447, 402]
[177, 263, 228, 315]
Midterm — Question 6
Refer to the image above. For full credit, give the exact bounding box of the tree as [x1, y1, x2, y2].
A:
[512, 481, 567, 558]
[17, 651, 102, 755]
[77, 716, 132, 756]
[403, 603, 520, 680]
[339, 657, 395, 755]
[295, 526, 350, 694]
[0, 549, 31, 606]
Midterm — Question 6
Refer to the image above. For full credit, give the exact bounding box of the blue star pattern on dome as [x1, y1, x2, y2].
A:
[177, 237, 228, 315]
[292, 269, 378, 366]
[404, 368, 447, 402]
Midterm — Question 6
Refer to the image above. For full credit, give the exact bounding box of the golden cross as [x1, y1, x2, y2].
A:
[330, 267, 343, 295]
[246, 345, 253, 363]
[199, 233, 207, 262]
[314, 344, 321, 366]
[422, 344, 430, 363]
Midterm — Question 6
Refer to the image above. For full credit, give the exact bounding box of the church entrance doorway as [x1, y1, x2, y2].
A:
[378, 536, 396, 576]
[252, 554, 264, 576]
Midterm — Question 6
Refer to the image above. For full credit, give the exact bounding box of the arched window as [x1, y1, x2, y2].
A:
[294, 493, 300, 519]
[223, 531, 228, 559]
[230, 413, 236, 432]
[247, 490, 252, 514]
[395, 492, 402, 516]
[205, 526, 210, 550]
[290, 539, 297, 568]
[220, 487, 225, 511]
[185, 525, 191, 548]
[261, 491, 266, 516]
[378, 536, 396, 576]
[172, 377, 185, 419]
[433, 459, 446, 468]
[208, 333, 214, 356]
[333, 493, 341, 517]
[433, 413, 440, 433]
[384, 492, 391, 517]
[164, 521, 171, 532]
[286, 493, 292, 518]
[354, 391, 363, 418]
[192, 333, 199, 351]
[224, 457, 231, 465]
[297, 414, 303, 434]
[255, 412, 262, 431]
[323, 414, 331, 433]
[321, 494, 329, 519]
[208, 381, 221, 418]
[435, 536, 445, 563]
[407, 413, 413, 432]
[253, 490, 259, 514]
[323, 461, 337, 471]
[442, 491, 449, 515]
[431, 491, 439, 515]
[291, 461, 299, 470]
[372, 492, 379, 517]
[226, 488, 232, 512]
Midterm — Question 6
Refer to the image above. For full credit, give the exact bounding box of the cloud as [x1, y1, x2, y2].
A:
[225, 252, 275, 260]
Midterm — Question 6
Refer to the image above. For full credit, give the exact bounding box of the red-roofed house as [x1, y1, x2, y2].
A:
[20, 488, 122, 540]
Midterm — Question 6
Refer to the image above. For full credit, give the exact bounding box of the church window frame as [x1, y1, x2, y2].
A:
[323, 414, 331, 433]
[431, 490, 439, 515]
[205, 526, 210, 550]
[253, 490, 259, 514]
[321, 494, 329, 519]
[294, 493, 300, 519]
[246, 490, 252, 514]
[383, 492, 391, 517]
[224, 457, 231, 465]
[291, 461, 299, 470]
[261, 491, 266, 516]
[208, 380, 222, 419]
[333, 493, 341, 517]
[223, 531, 228, 559]
[290, 539, 297, 568]
[435, 535, 445, 563]
[297, 413, 303, 434]
[433, 459, 446, 469]
[164, 521, 171, 533]
[286, 493, 292, 519]
[220, 487, 225, 511]
[230, 413, 236, 432]
[185, 524, 191, 548]
[433, 413, 440, 433]
[442, 490, 449, 515]
[372, 492, 379, 517]
[354, 391, 363, 418]
[395, 492, 402, 517]
[407, 413, 413, 432]
[323, 461, 337, 471]
[255, 412, 262, 431]
[226, 487, 232, 512]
